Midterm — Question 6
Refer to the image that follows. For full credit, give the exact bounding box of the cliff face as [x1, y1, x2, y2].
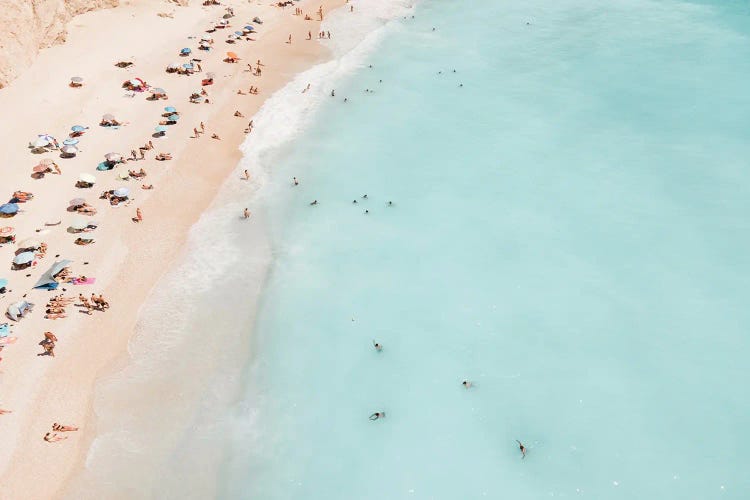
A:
[0, 0, 119, 88]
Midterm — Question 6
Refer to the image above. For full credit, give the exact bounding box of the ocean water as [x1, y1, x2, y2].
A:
[75, 0, 750, 498]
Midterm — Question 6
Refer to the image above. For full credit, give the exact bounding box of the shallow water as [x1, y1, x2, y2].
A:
[78, 0, 750, 498]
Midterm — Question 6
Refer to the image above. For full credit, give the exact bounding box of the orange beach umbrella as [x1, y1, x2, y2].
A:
[226, 51, 238, 59]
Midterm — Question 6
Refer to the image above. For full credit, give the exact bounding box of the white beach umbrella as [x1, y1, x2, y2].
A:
[61, 145, 78, 155]
[17, 237, 41, 249]
[39, 158, 55, 166]
[102, 113, 115, 122]
[69, 216, 89, 230]
[79, 173, 96, 184]
[105, 152, 122, 162]
[32, 137, 50, 148]
[70, 76, 84, 84]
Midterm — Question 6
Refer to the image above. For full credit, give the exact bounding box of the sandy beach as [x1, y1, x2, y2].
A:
[0, 0, 345, 497]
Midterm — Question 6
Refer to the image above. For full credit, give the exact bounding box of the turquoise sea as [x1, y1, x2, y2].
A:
[73, 1, 750, 498]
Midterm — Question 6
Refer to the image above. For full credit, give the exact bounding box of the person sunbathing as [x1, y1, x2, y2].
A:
[128, 169, 146, 178]
[0, 409, 12, 415]
[78, 295, 93, 315]
[234, 110, 244, 117]
[155, 152, 172, 160]
[211, 133, 221, 140]
[45, 313, 67, 320]
[76, 204, 97, 215]
[142, 184, 154, 190]
[52, 423, 79, 432]
[74, 238, 94, 246]
[43, 433, 67, 442]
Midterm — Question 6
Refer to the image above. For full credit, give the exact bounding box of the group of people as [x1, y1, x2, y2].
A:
[78, 293, 110, 315]
[44, 296, 74, 320]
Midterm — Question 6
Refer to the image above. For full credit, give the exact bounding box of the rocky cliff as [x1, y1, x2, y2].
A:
[0, 0, 119, 88]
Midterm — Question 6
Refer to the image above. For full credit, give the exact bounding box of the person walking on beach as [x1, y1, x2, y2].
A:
[243, 169, 250, 180]
[243, 208, 251, 219]
[516, 440, 527, 459]
[288, 34, 292, 44]
[133, 208, 143, 223]
[200, 122, 205, 134]
[193, 127, 200, 138]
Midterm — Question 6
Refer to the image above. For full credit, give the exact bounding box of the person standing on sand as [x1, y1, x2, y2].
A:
[243, 170, 250, 180]
[243, 208, 251, 219]
[200, 122, 205, 134]
[288, 34, 292, 44]
[193, 127, 200, 138]
[133, 208, 143, 223]
[307, 31, 312, 40]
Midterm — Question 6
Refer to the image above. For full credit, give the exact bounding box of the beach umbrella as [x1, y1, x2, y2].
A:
[32, 137, 50, 148]
[0, 227, 13, 235]
[234, 31, 243, 36]
[244, 25, 254, 31]
[0, 278, 7, 288]
[71, 76, 83, 84]
[34, 260, 72, 289]
[102, 113, 115, 122]
[105, 152, 122, 162]
[63, 138, 79, 146]
[79, 173, 96, 184]
[222, 13, 232, 19]
[155, 125, 168, 133]
[113, 187, 130, 198]
[33, 165, 50, 173]
[180, 47, 191, 54]
[0, 203, 19, 215]
[71, 125, 86, 132]
[183, 63, 194, 69]
[17, 237, 41, 249]
[39, 158, 55, 166]
[61, 145, 78, 155]
[69, 216, 90, 230]
[167, 114, 180, 121]
[164, 106, 177, 113]
[13, 252, 35, 265]
[151, 87, 166, 95]
[38, 134, 55, 142]
[200, 41, 211, 48]
[227, 51, 238, 59]
[200, 35, 212, 41]
[69, 198, 86, 206]
[129, 78, 144, 87]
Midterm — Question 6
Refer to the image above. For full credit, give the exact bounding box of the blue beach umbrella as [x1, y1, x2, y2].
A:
[234, 31, 243, 36]
[180, 47, 191, 54]
[0, 203, 19, 215]
[244, 25, 254, 31]
[167, 114, 180, 121]
[63, 138, 79, 146]
[113, 187, 130, 198]
[13, 252, 34, 265]
[155, 125, 167, 133]
[0, 278, 8, 288]
[164, 106, 176, 113]
[71, 125, 86, 132]
[183, 63, 194, 69]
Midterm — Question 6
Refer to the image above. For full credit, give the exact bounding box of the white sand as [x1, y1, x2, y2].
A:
[0, 0, 345, 497]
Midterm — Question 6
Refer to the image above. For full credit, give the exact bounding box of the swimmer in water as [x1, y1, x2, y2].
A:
[352, 200, 358, 204]
[362, 194, 368, 199]
[462, 380, 472, 388]
[373, 341, 382, 351]
[331, 89, 335, 97]
[516, 440, 527, 459]
[344, 98, 348, 102]
[310, 200, 318, 206]
[387, 201, 393, 206]
[369, 411, 385, 420]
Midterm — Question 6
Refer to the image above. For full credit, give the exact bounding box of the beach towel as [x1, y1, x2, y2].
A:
[73, 277, 96, 285]
[0, 323, 9, 337]
[0, 337, 16, 345]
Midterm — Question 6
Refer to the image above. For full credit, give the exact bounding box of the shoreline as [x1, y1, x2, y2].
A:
[0, 0, 346, 497]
